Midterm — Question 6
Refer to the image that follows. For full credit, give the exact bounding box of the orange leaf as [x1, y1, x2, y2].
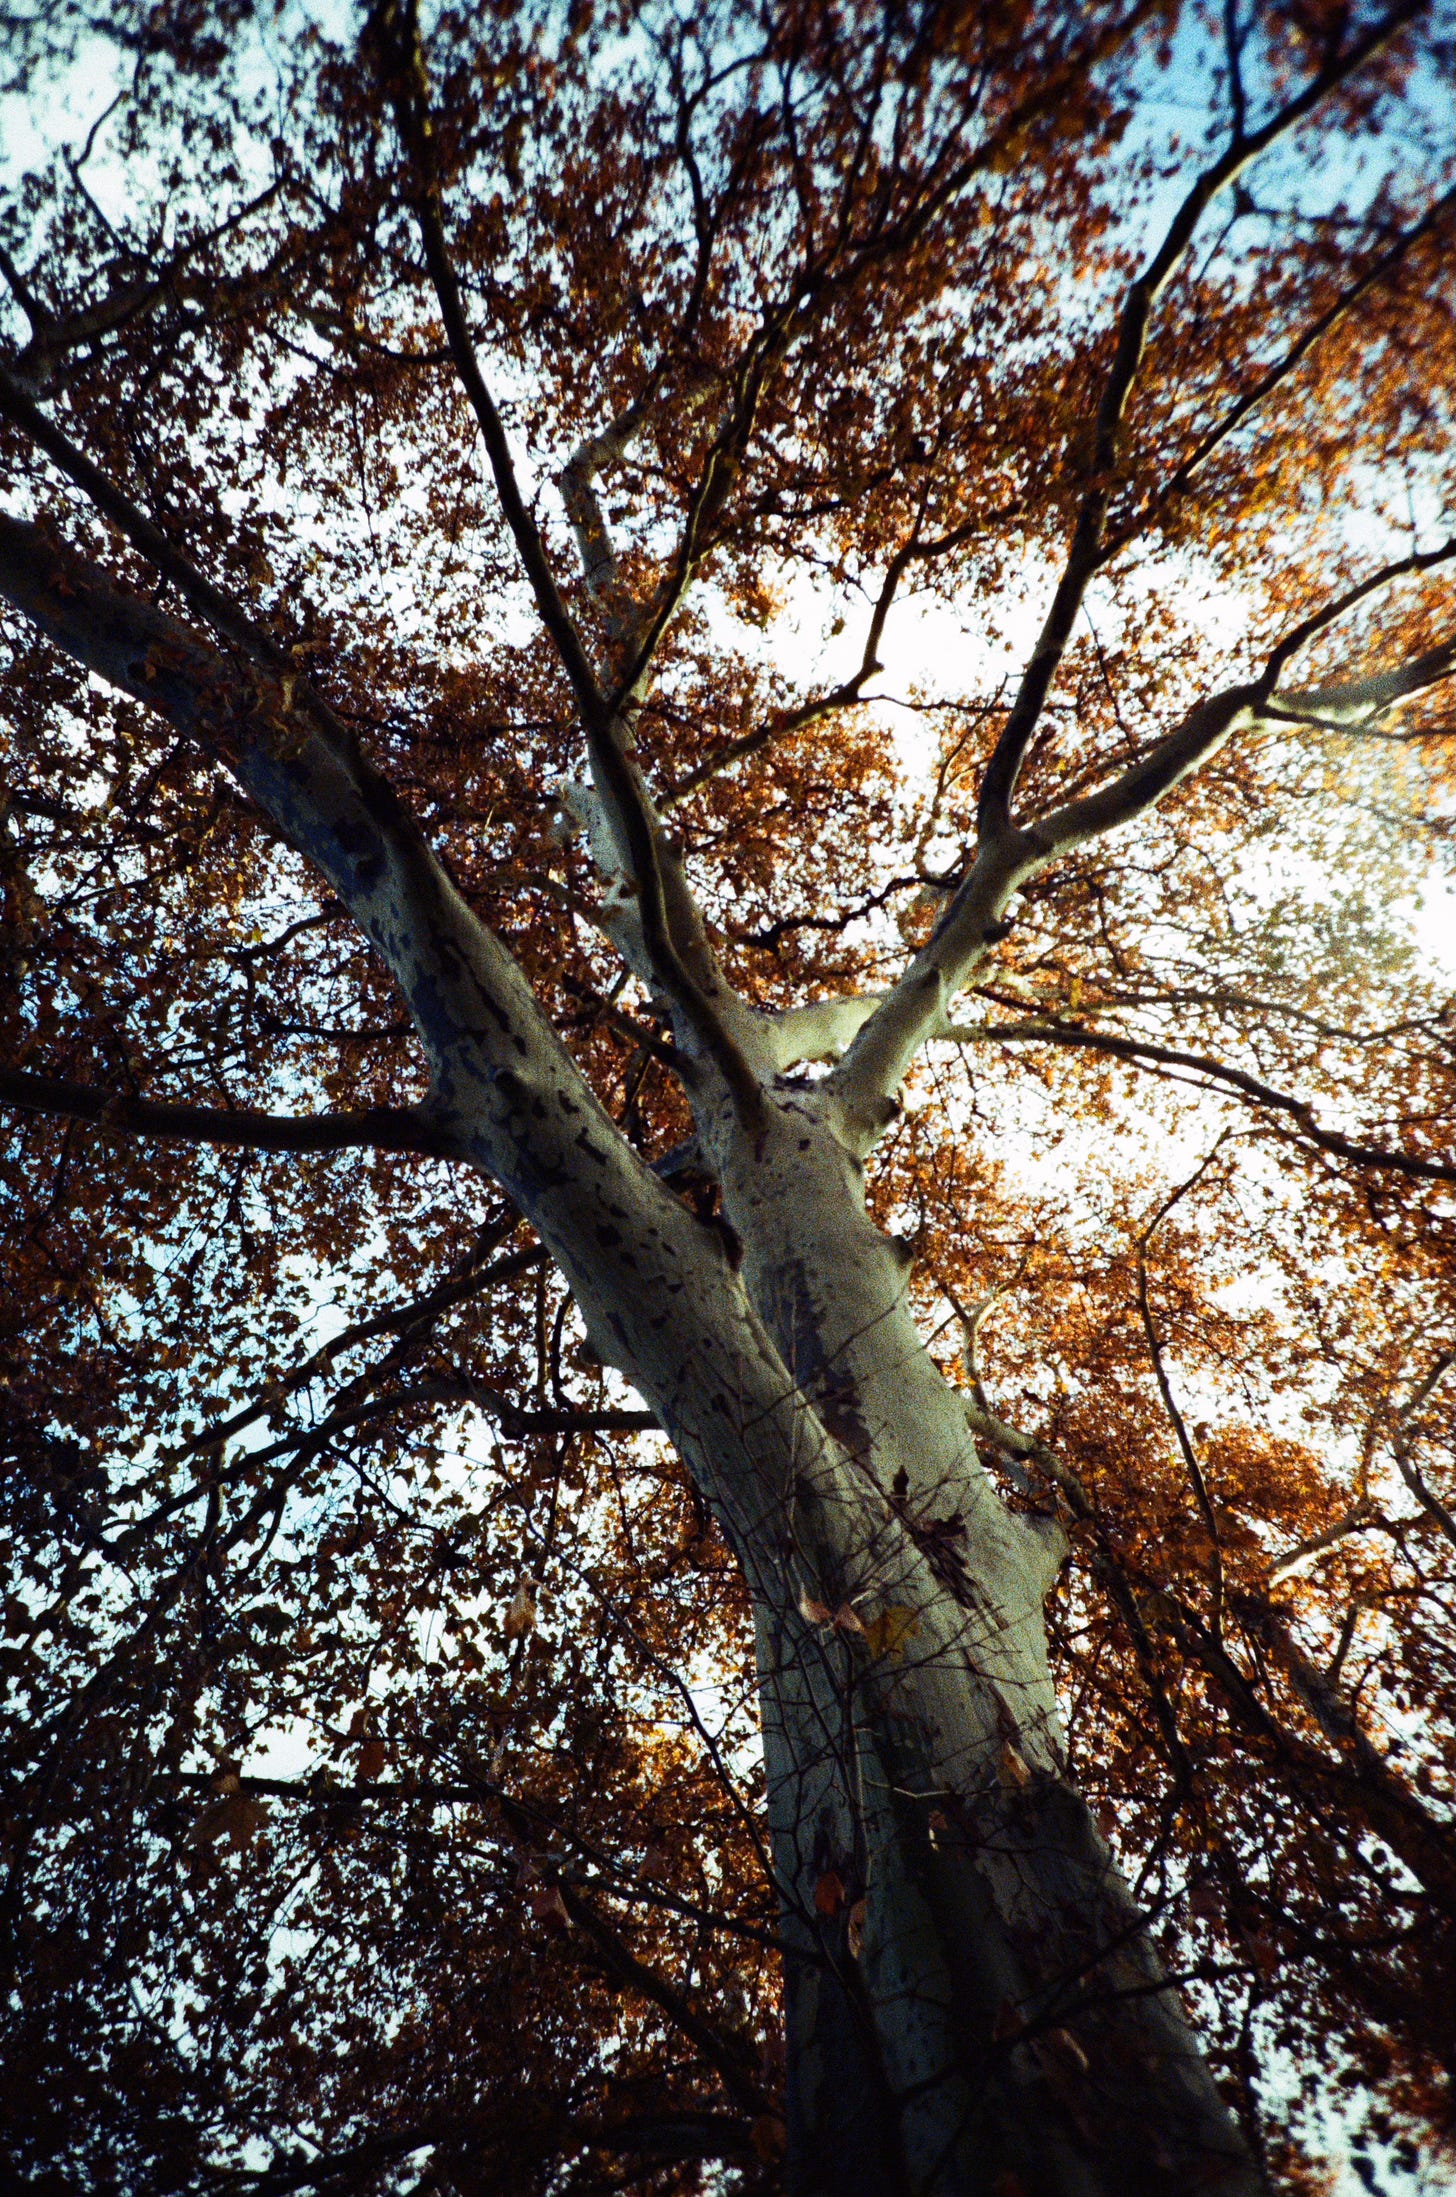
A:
[504, 1580, 537, 1642]
[814, 1868, 846, 1917]
[997, 1739, 1033, 1790]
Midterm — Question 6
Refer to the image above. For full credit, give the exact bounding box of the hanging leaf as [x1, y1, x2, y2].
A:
[814, 1869, 847, 1917]
[504, 1580, 538, 1642]
[526, 1882, 570, 1933]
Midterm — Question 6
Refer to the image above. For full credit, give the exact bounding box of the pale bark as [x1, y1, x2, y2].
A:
[8, 418, 1453, 2197]
[1, 509, 1262, 2191]
[6, 9, 1454, 2182]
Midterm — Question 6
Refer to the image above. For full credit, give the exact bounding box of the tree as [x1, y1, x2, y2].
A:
[1, 0, 1454, 2188]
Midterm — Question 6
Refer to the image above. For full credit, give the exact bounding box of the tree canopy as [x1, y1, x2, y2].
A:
[1, 0, 1455, 2191]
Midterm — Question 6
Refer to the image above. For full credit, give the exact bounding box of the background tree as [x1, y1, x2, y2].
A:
[1, 0, 1455, 2191]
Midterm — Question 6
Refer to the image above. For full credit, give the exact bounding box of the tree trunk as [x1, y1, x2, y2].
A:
[708, 1087, 1260, 2197]
[0, 521, 1262, 2197]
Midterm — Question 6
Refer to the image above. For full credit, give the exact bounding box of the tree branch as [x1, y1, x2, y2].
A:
[974, 0, 1424, 840]
[0, 361, 340, 715]
[1105, 183, 1456, 561]
[1265, 1503, 1378, 1587]
[662, 536, 912, 807]
[168, 1232, 537, 1464]
[1137, 1167, 1228, 1633]
[1260, 541, 1456, 703]
[0, 1067, 448, 1156]
[198, 2104, 752, 2195]
[368, 0, 605, 727]
[369, 0, 763, 1124]
[1389, 1350, 1456, 1546]
[938, 1017, 1456, 1184]
[832, 576, 1454, 1139]
[555, 378, 667, 664]
[4, 181, 285, 397]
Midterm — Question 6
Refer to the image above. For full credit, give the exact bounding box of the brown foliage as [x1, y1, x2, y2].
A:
[1, 0, 1454, 2190]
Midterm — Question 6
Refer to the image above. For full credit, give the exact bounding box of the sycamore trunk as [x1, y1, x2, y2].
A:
[709, 1091, 1259, 2197]
[0, 524, 1263, 2196]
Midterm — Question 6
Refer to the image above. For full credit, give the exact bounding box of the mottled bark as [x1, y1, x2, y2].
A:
[0, 509, 1270, 2191]
[23, 477, 1447, 2196]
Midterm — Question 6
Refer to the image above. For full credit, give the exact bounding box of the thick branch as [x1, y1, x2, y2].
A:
[370, 3, 762, 1121]
[3, 182, 285, 396]
[0, 1067, 447, 1157]
[839, 573, 1455, 1130]
[0, 362, 335, 708]
[1025, 684, 1260, 855]
[555, 381, 665, 662]
[761, 992, 884, 1070]
[1270, 636, 1456, 726]
[1265, 1503, 1378, 1587]
[556, 1880, 769, 2116]
[0, 514, 829, 1584]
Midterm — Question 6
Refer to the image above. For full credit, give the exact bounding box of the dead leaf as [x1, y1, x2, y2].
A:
[504, 1579, 538, 1642]
[997, 1739, 1033, 1789]
[814, 1868, 846, 1917]
[865, 1605, 921, 1659]
[847, 1897, 867, 1958]
[197, 1790, 268, 1853]
[1033, 2026, 1090, 2080]
[526, 1881, 570, 1932]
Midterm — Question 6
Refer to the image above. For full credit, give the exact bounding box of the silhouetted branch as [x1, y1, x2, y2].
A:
[0, 1067, 448, 1156]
